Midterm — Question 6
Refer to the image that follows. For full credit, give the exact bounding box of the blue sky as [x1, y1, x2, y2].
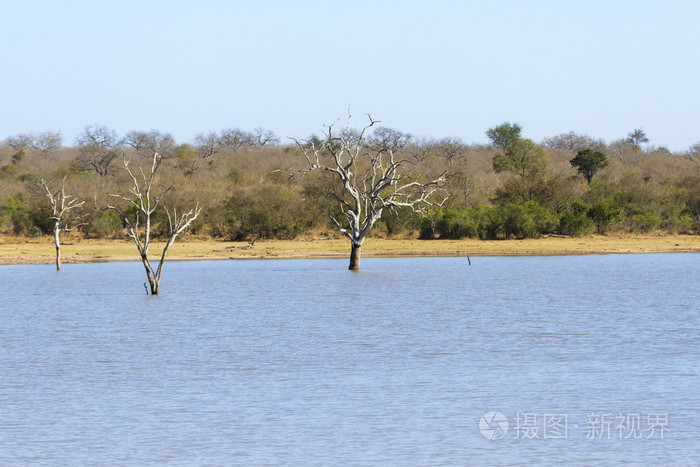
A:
[2, 0, 699, 151]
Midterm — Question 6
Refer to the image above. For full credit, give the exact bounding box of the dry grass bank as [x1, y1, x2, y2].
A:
[0, 234, 698, 265]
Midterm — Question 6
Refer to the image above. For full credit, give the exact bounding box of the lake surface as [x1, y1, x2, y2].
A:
[0, 254, 698, 465]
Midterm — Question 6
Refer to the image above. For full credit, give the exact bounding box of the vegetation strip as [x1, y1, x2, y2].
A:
[1, 120, 699, 288]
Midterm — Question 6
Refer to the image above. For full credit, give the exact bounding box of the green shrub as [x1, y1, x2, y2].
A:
[419, 216, 436, 239]
[85, 210, 122, 238]
[381, 207, 419, 237]
[587, 197, 621, 234]
[204, 206, 235, 238]
[224, 185, 310, 240]
[11, 150, 25, 164]
[692, 215, 700, 235]
[559, 211, 595, 236]
[436, 209, 478, 239]
[502, 201, 558, 238]
[30, 206, 54, 235]
[228, 165, 244, 184]
[620, 208, 660, 233]
[661, 213, 692, 234]
[659, 199, 692, 234]
[4, 193, 31, 235]
[421, 204, 556, 240]
[0, 165, 20, 179]
[473, 205, 504, 239]
[18, 173, 37, 183]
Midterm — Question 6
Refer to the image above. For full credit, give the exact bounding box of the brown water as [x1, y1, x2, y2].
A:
[0, 254, 698, 465]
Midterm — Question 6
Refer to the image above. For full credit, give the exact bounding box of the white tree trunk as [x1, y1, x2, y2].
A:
[40, 177, 84, 271]
[54, 221, 61, 271]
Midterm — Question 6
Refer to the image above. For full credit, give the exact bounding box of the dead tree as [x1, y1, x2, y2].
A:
[39, 177, 85, 270]
[295, 114, 447, 270]
[104, 151, 201, 295]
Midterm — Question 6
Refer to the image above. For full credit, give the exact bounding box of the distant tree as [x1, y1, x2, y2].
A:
[103, 151, 201, 295]
[406, 137, 437, 162]
[627, 128, 649, 149]
[219, 128, 253, 151]
[121, 130, 152, 152]
[368, 126, 412, 153]
[2, 132, 62, 160]
[570, 149, 609, 184]
[75, 125, 119, 178]
[608, 138, 636, 159]
[193, 132, 220, 159]
[434, 137, 466, 169]
[295, 114, 447, 270]
[181, 130, 220, 177]
[542, 131, 605, 152]
[217, 128, 279, 150]
[486, 122, 522, 153]
[3, 134, 32, 152]
[251, 128, 279, 147]
[39, 177, 85, 270]
[122, 130, 176, 159]
[492, 138, 547, 179]
[30, 131, 63, 158]
[174, 144, 200, 178]
[432, 137, 470, 203]
[686, 143, 700, 172]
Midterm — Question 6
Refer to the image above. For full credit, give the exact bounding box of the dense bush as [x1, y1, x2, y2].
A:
[502, 201, 558, 238]
[587, 198, 621, 234]
[84, 210, 122, 238]
[220, 185, 311, 240]
[420, 202, 557, 240]
[618, 208, 660, 233]
[558, 212, 595, 236]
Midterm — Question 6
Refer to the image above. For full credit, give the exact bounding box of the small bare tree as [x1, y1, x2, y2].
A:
[31, 131, 63, 159]
[193, 132, 220, 159]
[39, 177, 85, 270]
[406, 137, 437, 163]
[251, 128, 279, 147]
[104, 151, 201, 295]
[295, 114, 447, 270]
[75, 125, 119, 179]
[219, 128, 252, 151]
[434, 137, 466, 170]
[122, 130, 176, 160]
[3, 134, 33, 152]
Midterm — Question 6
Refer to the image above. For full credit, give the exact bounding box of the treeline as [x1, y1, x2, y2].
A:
[1, 123, 699, 240]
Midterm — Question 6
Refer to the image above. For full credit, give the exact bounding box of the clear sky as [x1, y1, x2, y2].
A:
[2, 0, 699, 151]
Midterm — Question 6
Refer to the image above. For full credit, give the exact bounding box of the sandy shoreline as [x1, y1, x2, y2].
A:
[0, 235, 698, 265]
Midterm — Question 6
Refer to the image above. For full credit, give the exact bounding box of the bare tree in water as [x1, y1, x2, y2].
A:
[39, 177, 85, 270]
[295, 114, 447, 270]
[104, 151, 201, 294]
